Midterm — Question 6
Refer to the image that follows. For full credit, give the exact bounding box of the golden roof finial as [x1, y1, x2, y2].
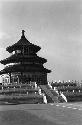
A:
[22, 30, 25, 37]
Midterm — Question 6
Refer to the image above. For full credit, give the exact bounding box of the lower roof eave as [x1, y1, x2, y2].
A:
[0, 69, 51, 75]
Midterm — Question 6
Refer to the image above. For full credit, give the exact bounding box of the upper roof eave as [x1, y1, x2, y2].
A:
[6, 31, 41, 53]
[6, 40, 41, 53]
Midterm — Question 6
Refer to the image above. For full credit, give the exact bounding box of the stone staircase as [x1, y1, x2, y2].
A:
[39, 85, 58, 103]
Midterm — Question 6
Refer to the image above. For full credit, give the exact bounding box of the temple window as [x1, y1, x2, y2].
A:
[15, 50, 21, 54]
[24, 47, 27, 54]
[22, 47, 28, 55]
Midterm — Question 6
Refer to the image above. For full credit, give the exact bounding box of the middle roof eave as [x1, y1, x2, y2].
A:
[0, 54, 47, 65]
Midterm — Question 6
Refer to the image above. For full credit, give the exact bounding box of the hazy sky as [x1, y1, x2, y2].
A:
[0, 0, 81, 81]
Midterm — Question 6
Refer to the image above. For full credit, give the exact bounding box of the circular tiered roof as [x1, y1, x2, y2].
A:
[0, 30, 51, 75]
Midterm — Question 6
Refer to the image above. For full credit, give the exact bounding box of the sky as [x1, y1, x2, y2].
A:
[0, 0, 81, 82]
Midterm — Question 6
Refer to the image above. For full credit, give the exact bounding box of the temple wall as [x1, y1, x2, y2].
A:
[7, 72, 47, 85]
[23, 72, 47, 85]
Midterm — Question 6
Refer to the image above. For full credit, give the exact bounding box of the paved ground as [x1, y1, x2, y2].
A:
[0, 102, 82, 125]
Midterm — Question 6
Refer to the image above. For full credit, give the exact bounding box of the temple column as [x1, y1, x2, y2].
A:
[17, 76, 19, 84]
[9, 73, 11, 84]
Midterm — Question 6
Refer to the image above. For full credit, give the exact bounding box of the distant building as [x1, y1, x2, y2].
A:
[1, 74, 10, 85]
[0, 30, 51, 85]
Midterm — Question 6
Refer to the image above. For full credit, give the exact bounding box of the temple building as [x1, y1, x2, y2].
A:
[0, 30, 51, 85]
